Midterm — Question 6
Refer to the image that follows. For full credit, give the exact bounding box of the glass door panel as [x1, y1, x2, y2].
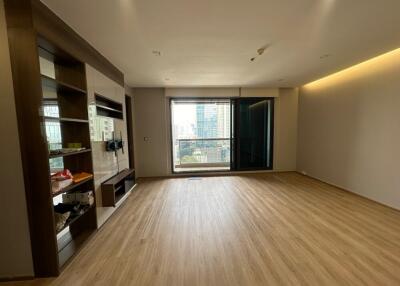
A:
[234, 98, 273, 170]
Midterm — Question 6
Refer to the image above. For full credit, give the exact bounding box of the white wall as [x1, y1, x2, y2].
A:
[133, 88, 169, 177]
[275, 88, 298, 171]
[133, 87, 298, 177]
[297, 49, 400, 210]
[0, 0, 34, 278]
[86, 65, 129, 208]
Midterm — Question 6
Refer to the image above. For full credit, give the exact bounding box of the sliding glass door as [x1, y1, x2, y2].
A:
[233, 98, 274, 170]
[170, 97, 274, 173]
[170, 99, 231, 173]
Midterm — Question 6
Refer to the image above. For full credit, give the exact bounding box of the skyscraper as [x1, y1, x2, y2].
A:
[195, 103, 218, 138]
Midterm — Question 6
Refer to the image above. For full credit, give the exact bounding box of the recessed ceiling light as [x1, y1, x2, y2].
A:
[152, 50, 161, 56]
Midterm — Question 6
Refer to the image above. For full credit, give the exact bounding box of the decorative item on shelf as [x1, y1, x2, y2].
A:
[51, 169, 73, 194]
[54, 211, 71, 233]
[54, 203, 91, 232]
[62, 190, 94, 206]
[54, 203, 83, 215]
[52, 169, 73, 180]
[72, 172, 93, 183]
[67, 143, 82, 148]
[62, 193, 77, 204]
[76, 191, 94, 206]
[49, 147, 86, 156]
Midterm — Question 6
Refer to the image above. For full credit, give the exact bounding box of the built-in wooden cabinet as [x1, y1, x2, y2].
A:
[38, 36, 98, 272]
[4, 0, 126, 278]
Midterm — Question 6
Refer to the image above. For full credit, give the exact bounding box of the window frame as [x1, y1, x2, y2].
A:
[169, 97, 233, 174]
[168, 97, 275, 174]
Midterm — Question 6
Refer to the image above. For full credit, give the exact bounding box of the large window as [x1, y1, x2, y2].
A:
[170, 97, 274, 173]
[171, 99, 231, 173]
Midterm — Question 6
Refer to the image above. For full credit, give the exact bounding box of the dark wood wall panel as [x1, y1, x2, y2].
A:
[31, 0, 124, 87]
[4, 0, 59, 276]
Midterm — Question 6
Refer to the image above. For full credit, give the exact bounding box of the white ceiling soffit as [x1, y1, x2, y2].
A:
[41, 0, 400, 88]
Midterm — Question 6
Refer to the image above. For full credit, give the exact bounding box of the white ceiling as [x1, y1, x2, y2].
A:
[41, 0, 400, 88]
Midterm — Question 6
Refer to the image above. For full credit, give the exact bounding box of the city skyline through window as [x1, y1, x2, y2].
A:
[171, 99, 231, 173]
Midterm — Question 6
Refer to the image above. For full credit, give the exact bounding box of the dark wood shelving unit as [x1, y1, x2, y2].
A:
[4, 0, 127, 278]
[36, 35, 98, 273]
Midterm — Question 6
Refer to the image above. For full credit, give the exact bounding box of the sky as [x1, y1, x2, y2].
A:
[172, 103, 196, 125]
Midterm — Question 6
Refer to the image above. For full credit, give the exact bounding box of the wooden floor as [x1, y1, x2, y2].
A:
[5, 172, 400, 286]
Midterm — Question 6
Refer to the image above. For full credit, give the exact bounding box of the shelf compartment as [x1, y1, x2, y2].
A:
[115, 190, 126, 205]
[95, 104, 123, 114]
[95, 94, 123, 119]
[41, 74, 86, 95]
[56, 204, 97, 268]
[56, 204, 95, 236]
[52, 176, 93, 197]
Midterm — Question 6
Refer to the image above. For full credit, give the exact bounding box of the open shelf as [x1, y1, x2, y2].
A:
[56, 204, 94, 235]
[43, 116, 89, 124]
[115, 191, 126, 205]
[52, 176, 93, 197]
[41, 74, 87, 95]
[95, 94, 123, 119]
[95, 104, 123, 114]
[49, 149, 91, 159]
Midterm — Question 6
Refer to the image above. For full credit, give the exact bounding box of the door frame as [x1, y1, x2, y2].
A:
[125, 94, 135, 169]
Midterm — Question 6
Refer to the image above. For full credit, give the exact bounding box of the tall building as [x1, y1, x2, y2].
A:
[195, 104, 218, 138]
[217, 104, 231, 138]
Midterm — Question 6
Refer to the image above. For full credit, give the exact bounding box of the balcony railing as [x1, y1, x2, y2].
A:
[174, 138, 231, 170]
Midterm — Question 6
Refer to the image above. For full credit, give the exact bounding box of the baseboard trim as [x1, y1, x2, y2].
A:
[138, 170, 296, 180]
[296, 172, 400, 212]
[0, 275, 34, 282]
